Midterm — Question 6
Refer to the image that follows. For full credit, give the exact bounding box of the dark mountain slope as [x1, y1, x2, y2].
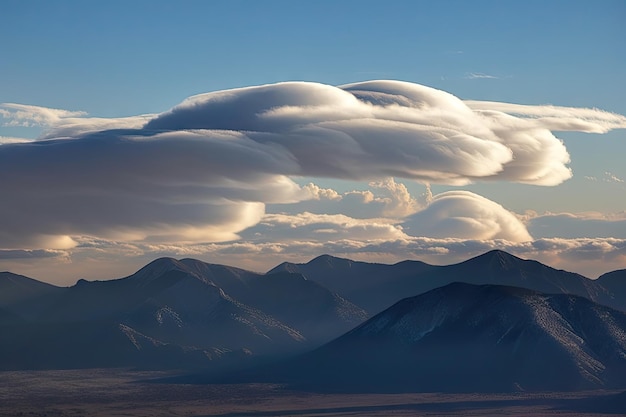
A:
[243, 271, 368, 344]
[0, 271, 65, 319]
[0, 256, 367, 370]
[0, 258, 308, 370]
[269, 250, 615, 314]
[257, 283, 626, 393]
[597, 269, 626, 311]
[440, 250, 606, 303]
[269, 255, 434, 313]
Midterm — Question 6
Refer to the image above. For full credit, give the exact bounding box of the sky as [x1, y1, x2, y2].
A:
[1, 0, 625, 285]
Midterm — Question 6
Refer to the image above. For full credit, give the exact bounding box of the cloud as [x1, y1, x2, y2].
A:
[604, 171, 624, 183]
[241, 212, 407, 242]
[465, 72, 499, 79]
[0, 249, 67, 260]
[287, 178, 421, 219]
[16, 235, 623, 283]
[1, 80, 625, 251]
[0, 103, 87, 128]
[465, 101, 626, 134]
[0, 102, 153, 142]
[144, 80, 581, 185]
[39, 115, 155, 139]
[0, 136, 32, 145]
[403, 190, 533, 242]
[527, 211, 626, 239]
[0, 130, 305, 247]
[584, 172, 624, 184]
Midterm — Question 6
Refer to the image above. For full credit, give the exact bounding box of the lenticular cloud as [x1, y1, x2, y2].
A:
[144, 80, 572, 185]
[1, 80, 625, 248]
[403, 191, 533, 243]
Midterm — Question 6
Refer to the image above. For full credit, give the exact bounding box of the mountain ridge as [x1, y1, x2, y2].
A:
[1, 250, 625, 374]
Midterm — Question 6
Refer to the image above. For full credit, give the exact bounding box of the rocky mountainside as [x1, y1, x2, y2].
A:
[251, 283, 626, 393]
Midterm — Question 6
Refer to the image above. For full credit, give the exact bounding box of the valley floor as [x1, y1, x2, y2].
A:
[0, 369, 623, 417]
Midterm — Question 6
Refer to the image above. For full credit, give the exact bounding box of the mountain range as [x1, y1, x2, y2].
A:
[1, 250, 626, 392]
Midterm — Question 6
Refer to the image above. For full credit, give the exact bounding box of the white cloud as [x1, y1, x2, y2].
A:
[0, 103, 87, 127]
[144, 80, 585, 185]
[0, 130, 305, 248]
[291, 178, 420, 219]
[465, 72, 499, 79]
[242, 212, 407, 242]
[39, 114, 155, 139]
[583, 172, 624, 185]
[1, 80, 625, 253]
[465, 101, 626, 134]
[403, 190, 533, 242]
[0, 249, 68, 260]
[367, 177, 421, 217]
[0, 136, 32, 145]
[604, 171, 624, 183]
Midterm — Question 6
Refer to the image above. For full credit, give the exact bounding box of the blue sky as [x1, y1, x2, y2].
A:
[1, 1, 625, 283]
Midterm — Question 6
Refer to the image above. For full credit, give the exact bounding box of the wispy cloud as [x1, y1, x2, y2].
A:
[0, 103, 86, 127]
[465, 101, 626, 133]
[0, 249, 68, 260]
[0, 136, 32, 145]
[465, 72, 499, 80]
[583, 172, 624, 184]
[604, 171, 624, 183]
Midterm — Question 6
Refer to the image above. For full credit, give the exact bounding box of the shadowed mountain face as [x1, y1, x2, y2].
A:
[0, 272, 65, 319]
[598, 269, 626, 310]
[0, 257, 365, 370]
[270, 255, 434, 314]
[258, 283, 626, 393]
[271, 250, 617, 314]
[1, 251, 625, 377]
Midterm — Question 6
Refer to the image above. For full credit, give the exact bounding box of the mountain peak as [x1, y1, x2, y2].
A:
[123, 257, 190, 288]
[142, 257, 183, 270]
[473, 249, 522, 267]
[308, 254, 354, 268]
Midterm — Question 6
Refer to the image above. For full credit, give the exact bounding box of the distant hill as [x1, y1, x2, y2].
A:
[269, 255, 433, 314]
[0, 271, 65, 319]
[597, 269, 626, 311]
[249, 283, 626, 393]
[270, 250, 616, 314]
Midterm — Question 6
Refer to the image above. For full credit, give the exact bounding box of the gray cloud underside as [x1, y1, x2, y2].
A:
[1, 80, 625, 249]
[527, 212, 626, 239]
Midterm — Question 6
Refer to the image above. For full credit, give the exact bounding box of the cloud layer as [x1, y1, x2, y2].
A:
[1, 80, 625, 263]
